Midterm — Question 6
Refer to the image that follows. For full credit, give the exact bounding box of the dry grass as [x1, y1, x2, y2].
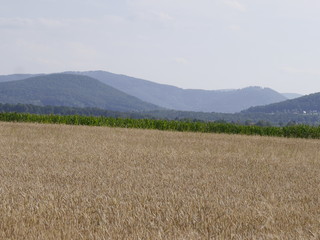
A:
[0, 122, 320, 239]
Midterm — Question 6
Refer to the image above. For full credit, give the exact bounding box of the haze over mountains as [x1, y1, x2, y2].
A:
[244, 92, 320, 114]
[65, 71, 287, 113]
[0, 74, 43, 83]
[0, 70, 306, 113]
[281, 93, 303, 100]
[0, 74, 160, 112]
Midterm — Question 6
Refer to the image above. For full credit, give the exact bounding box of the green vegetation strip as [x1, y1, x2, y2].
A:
[1, 112, 320, 139]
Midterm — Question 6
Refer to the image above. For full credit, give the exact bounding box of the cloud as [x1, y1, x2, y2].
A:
[281, 66, 320, 76]
[68, 42, 98, 59]
[223, 0, 246, 12]
[228, 24, 241, 31]
[155, 12, 174, 21]
[0, 18, 33, 28]
[130, 10, 175, 25]
[0, 17, 65, 29]
[174, 57, 188, 65]
[37, 18, 65, 28]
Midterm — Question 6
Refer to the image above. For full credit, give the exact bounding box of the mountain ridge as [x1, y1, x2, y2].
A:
[0, 73, 161, 112]
[0, 70, 298, 113]
[0, 73, 44, 82]
[243, 92, 320, 114]
[67, 70, 288, 113]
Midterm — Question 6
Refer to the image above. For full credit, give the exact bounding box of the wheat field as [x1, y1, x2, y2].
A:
[0, 122, 320, 239]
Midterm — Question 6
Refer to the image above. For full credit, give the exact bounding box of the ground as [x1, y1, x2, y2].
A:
[0, 122, 320, 239]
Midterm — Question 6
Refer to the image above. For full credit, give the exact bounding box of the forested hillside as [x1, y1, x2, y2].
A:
[0, 74, 161, 112]
[1, 103, 320, 126]
[244, 92, 320, 114]
[0, 71, 289, 113]
[69, 71, 288, 113]
[0, 73, 41, 82]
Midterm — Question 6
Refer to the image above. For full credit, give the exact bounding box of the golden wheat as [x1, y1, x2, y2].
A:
[0, 122, 320, 239]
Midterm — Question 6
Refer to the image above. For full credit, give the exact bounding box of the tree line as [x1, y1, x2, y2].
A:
[1, 103, 320, 126]
[1, 112, 320, 139]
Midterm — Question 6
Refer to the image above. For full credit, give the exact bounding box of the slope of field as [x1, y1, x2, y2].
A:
[0, 73, 161, 112]
[1, 122, 320, 239]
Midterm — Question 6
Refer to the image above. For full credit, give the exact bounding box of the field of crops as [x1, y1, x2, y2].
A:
[1, 121, 320, 239]
[1, 112, 320, 139]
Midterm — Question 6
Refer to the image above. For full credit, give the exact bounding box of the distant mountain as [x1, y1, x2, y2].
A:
[0, 73, 161, 112]
[0, 70, 288, 113]
[281, 93, 303, 99]
[244, 92, 320, 114]
[0, 74, 42, 82]
[68, 71, 287, 113]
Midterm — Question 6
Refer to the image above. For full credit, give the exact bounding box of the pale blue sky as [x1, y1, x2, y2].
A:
[1, 0, 320, 94]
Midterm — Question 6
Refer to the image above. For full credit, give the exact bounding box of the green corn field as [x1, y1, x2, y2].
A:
[1, 112, 320, 139]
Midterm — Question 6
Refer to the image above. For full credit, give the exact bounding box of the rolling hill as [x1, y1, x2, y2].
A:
[0, 73, 42, 82]
[69, 71, 288, 113]
[244, 92, 320, 114]
[281, 93, 303, 99]
[0, 73, 161, 112]
[0, 70, 289, 113]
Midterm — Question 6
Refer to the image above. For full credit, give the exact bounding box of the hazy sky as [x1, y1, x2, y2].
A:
[1, 0, 320, 94]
